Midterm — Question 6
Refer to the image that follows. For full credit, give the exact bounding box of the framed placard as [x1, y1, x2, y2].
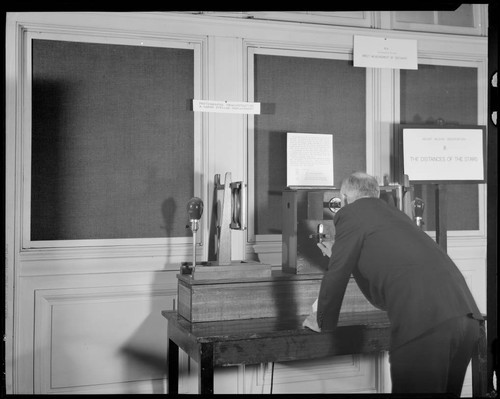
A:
[286, 132, 334, 187]
[397, 125, 487, 184]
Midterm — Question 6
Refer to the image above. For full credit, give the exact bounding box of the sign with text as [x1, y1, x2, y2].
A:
[287, 132, 334, 187]
[354, 35, 418, 70]
[193, 99, 261, 114]
[402, 126, 486, 183]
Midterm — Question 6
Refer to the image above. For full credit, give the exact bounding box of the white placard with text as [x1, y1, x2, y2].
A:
[287, 133, 334, 187]
[403, 128, 485, 182]
[193, 99, 261, 114]
[354, 35, 418, 70]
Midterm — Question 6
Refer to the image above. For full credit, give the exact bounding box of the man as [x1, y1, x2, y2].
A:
[303, 171, 483, 396]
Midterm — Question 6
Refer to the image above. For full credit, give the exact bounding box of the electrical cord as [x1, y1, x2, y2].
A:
[270, 362, 275, 394]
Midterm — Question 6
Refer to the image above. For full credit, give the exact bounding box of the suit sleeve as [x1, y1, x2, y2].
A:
[316, 209, 364, 330]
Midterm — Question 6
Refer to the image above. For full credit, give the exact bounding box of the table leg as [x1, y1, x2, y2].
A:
[168, 338, 179, 394]
[199, 343, 214, 394]
[471, 321, 487, 397]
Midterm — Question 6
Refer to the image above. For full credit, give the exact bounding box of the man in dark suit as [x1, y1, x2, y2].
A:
[304, 171, 483, 396]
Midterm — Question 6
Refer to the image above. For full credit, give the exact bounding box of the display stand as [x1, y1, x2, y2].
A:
[435, 184, 448, 252]
[397, 124, 487, 253]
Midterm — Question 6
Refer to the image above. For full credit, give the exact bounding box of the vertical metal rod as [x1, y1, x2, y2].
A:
[435, 184, 447, 252]
[192, 230, 197, 273]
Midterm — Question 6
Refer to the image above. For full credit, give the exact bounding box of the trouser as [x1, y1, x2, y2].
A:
[389, 314, 480, 397]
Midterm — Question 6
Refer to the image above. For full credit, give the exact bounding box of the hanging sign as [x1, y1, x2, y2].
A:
[354, 35, 418, 70]
[401, 126, 486, 183]
[193, 99, 261, 114]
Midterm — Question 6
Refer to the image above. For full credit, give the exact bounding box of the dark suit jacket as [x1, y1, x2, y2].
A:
[316, 197, 483, 350]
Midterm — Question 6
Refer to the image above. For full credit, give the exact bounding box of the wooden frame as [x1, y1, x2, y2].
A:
[19, 29, 206, 250]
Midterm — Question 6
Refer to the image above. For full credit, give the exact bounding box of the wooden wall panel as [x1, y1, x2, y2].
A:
[32, 279, 177, 394]
[250, 355, 378, 394]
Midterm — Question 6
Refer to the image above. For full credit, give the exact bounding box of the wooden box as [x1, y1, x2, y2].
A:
[186, 261, 272, 280]
[282, 189, 341, 274]
[177, 271, 377, 323]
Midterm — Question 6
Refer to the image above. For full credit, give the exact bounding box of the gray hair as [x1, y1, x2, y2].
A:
[340, 172, 380, 202]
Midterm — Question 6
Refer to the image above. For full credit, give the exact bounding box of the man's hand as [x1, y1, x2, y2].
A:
[317, 240, 334, 258]
[302, 312, 321, 332]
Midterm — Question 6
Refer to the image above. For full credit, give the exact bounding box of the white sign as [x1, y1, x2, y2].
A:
[193, 99, 261, 114]
[287, 133, 334, 187]
[403, 128, 485, 182]
[354, 35, 418, 70]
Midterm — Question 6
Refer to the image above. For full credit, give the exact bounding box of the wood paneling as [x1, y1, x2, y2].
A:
[34, 283, 177, 393]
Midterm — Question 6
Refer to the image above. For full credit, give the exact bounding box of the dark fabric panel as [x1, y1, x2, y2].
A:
[31, 39, 194, 240]
[400, 64, 479, 231]
[254, 55, 366, 235]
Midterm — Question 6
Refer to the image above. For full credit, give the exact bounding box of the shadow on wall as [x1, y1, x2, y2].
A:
[119, 196, 183, 394]
[120, 312, 169, 394]
[161, 197, 178, 262]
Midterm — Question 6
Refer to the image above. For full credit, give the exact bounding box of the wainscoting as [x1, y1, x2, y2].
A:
[5, 11, 488, 395]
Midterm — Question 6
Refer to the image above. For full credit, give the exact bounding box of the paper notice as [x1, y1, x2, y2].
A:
[354, 35, 418, 70]
[287, 133, 334, 187]
[193, 99, 261, 114]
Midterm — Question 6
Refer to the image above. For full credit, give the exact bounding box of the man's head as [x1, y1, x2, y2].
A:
[340, 172, 380, 205]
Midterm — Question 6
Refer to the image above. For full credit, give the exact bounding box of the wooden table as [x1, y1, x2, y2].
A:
[162, 310, 487, 395]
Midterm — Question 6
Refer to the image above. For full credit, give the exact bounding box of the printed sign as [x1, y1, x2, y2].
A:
[402, 127, 486, 182]
[354, 35, 418, 70]
[193, 100, 261, 114]
[287, 132, 334, 187]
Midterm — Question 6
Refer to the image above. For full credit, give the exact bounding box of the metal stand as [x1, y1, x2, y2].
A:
[208, 172, 246, 265]
[179, 172, 271, 281]
[435, 184, 447, 252]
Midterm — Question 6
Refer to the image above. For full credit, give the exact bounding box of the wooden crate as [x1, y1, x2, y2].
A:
[177, 271, 377, 323]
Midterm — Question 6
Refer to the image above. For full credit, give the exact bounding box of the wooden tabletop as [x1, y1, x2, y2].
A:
[162, 310, 390, 342]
